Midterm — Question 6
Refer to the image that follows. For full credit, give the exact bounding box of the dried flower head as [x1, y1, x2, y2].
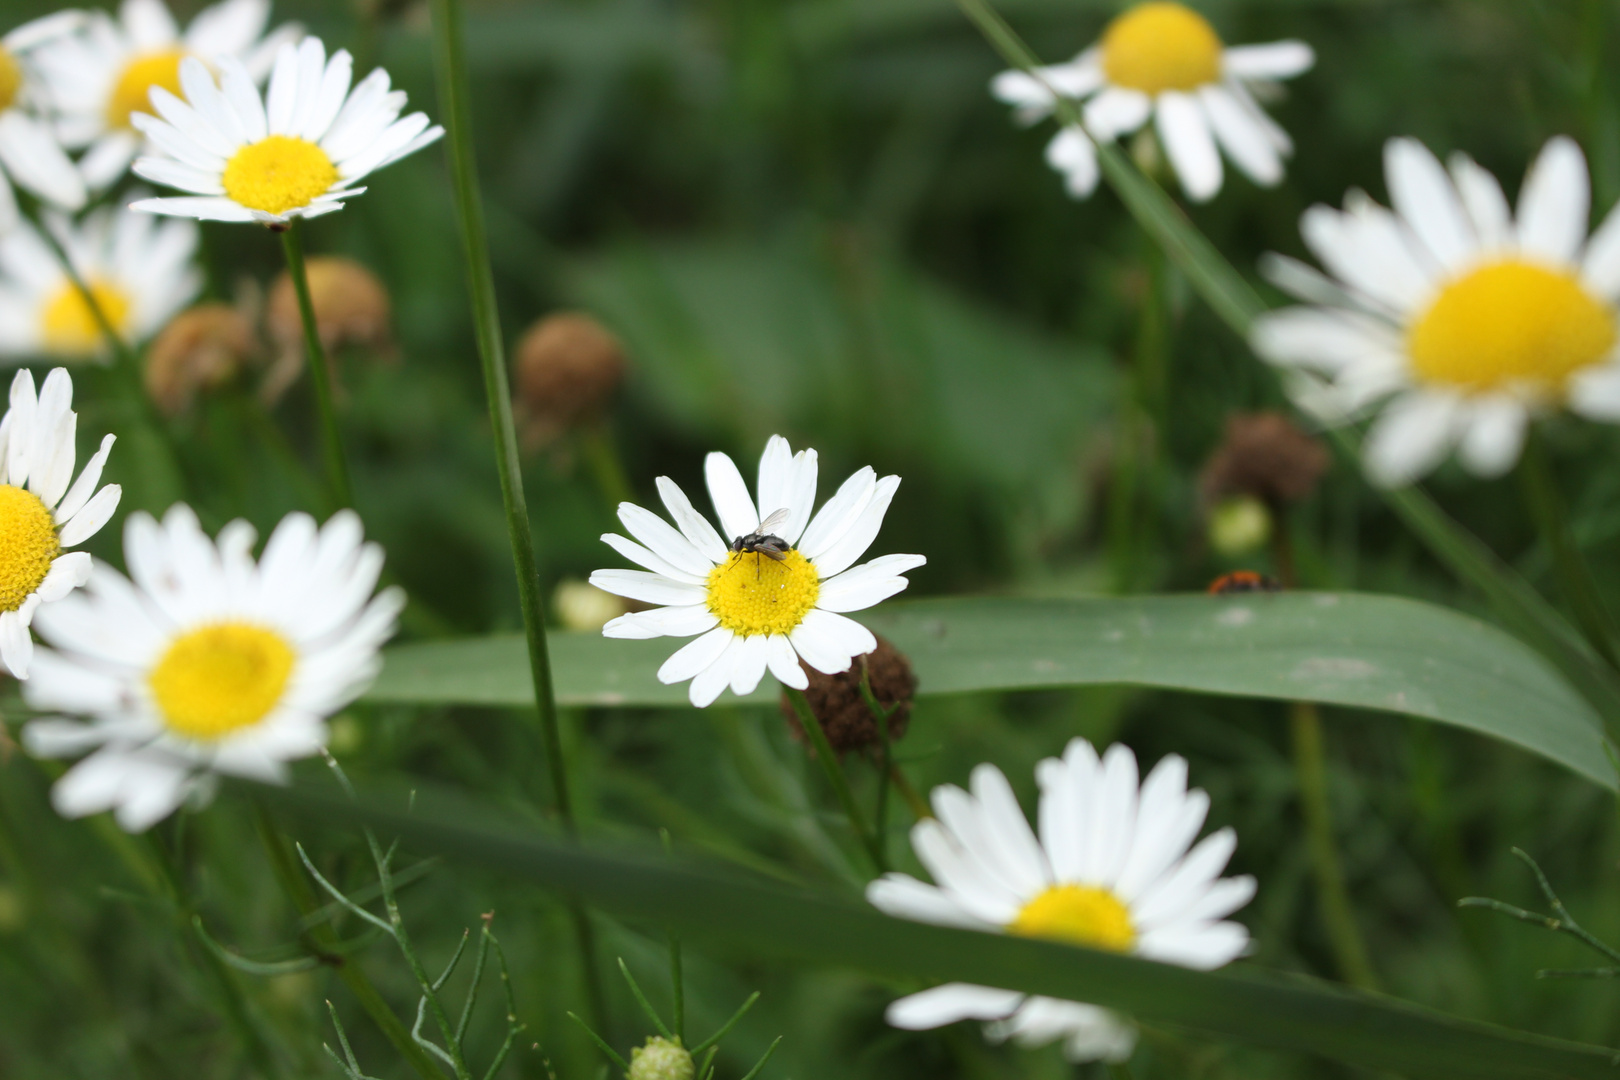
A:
[514, 312, 627, 449]
[145, 302, 257, 416]
[781, 635, 916, 757]
[1199, 410, 1329, 509]
[264, 255, 394, 402]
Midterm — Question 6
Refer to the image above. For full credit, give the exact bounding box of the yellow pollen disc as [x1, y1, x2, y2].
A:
[1101, 2, 1224, 95]
[1407, 260, 1618, 394]
[222, 136, 339, 216]
[0, 48, 22, 113]
[1007, 884, 1137, 952]
[706, 549, 820, 636]
[105, 49, 187, 129]
[41, 279, 133, 355]
[0, 485, 59, 613]
[149, 622, 296, 741]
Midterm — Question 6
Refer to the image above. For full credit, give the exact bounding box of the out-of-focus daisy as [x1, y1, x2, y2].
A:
[0, 13, 89, 230]
[991, 1, 1312, 202]
[589, 435, 925, 708]
[868, 740, 1253, 1063]
[0, 368, 121, 679]
[22, 505, 403, 832]
[0, 204, 199, 361]
[129, 35, 443, 226]
[31, 0, 301, 191]
[1253, 136, 1620, 487]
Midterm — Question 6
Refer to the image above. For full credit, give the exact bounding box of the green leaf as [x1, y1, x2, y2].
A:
[261, 780, 1620, 1080]
[368, 594, 1615, 789]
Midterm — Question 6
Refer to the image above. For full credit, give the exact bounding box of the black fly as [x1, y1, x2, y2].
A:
[730, 507, 792, 578]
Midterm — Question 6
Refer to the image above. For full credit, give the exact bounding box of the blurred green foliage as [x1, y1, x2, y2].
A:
[6, 0, 1620, 1078]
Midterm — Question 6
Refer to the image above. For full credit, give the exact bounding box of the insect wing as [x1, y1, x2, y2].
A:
[756, 507, 791, 536]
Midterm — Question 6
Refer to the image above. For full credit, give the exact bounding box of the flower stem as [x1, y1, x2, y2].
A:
[1519, 430, 1620, 668]
[279, 220, 354, 510]
[785, 686, 888, 873]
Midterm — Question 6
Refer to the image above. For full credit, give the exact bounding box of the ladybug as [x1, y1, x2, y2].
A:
[1208, 570, 1281, 595]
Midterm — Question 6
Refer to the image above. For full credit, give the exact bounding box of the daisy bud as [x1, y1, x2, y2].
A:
[554, 578, 632, 632]
[1199, 411, 1330, 510]
[781, 636, 916, 758]
[514, 312, 627, 449]
[627, 1036, 694, 1080]
[144, 303, 257, 416]
[1208, 495, 1271, 557]
[265, 256, 394, 401]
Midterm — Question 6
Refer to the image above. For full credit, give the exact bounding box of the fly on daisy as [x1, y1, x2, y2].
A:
[589, 435, 926, 707]
[1252, 136, 1620, 487]
[0, 12, 89, 231]
[128, 35, 443, 226]
[991, 1, 1312, 202]
[30, 0, 302, 191]
[867, 739, 1253, 1062]
[0, 205, 200, 361]
[22, 505, 404, 833]
[0, 368, 121, 680]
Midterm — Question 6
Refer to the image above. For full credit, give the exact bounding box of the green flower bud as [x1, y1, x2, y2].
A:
[628, 1036, 694, 1080]
[1209, 494, 1271, 557]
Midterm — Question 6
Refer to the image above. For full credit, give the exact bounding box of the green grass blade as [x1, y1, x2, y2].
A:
[368, 593, 1615, 789]
[259, 781, 1620, 1080]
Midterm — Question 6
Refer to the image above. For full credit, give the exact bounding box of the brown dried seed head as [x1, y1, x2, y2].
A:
[144, 303, 256, 416]
[267, 256, 393, 355]
[1199, 410, 1330, 509]
[781, 636, 917, 758]
[513, 312, 627, 448]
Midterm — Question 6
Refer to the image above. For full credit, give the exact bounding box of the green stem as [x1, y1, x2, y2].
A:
[1519, 431, 1620, 668]
[427, 0, 607, 1034]
[786, 687, 888, 873]
[1290, 701, 1380, 992]
[279, 220, 354, 510]
[580, 421, 635, 510]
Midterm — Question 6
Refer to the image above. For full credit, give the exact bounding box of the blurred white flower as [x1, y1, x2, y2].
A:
[0, 368, 121, 679]
[30, 0, 301, 191]
[0, 12, 89, 230]
[129, 35, 442, 226]
[868, 739, 1253, 1063]
[991, 1, 1312, 202]
[23, 505, 404, 832]
[0, 204, 199, 361]
[589, 435, 925, 707]
[1252, 136, 1620, 487]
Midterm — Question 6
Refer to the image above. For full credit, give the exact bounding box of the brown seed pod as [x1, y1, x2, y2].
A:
[264, 256, 394, 402]
[144, 303, 257, 416]
[1199, 410, 1330, 509]
[781, 635, 917, 758]
[512, 312, 627, 450]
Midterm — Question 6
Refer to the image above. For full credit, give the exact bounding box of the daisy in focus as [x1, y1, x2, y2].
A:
[31, 0, 301, 191]
[589, 435, 925, 707]
[0, 204, 199, 361]
[868, 739, 1253, 1063]
[0, 13, 88, 230]
[22, 505, 404, 832]
[991, 1, 1312, 202]
[0, 368, 121, 679]
[129, 35, 443, 226]
[1252, 136, 1620, 487]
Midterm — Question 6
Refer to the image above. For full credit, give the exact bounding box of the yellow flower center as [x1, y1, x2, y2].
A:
[1007, 884, 1137, 952]
[0, 485, 59, 613]
[705, 549, 820, 636]
[0, 47, 22, 113]
[1407, 260, 1618, 394]
[1101, 2, 1223, 95]
[222, 136, 339, 216]
[149, 622, 296, 741]
[41, 279, 132, 355]
[105, 49, 187, 129]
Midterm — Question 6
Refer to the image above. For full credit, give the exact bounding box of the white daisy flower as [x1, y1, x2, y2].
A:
[991, 1, 1312, 202]
[0, 12, 89, 231]
[21, 505, 405, 832]
[1252, 136, 1620, 487]
[30, 0, 301, 191]
[868, 739, 1253, 1063]
[0, 367, 122, 679]
[128, 35, 443, 226]
[588, 435, 926, 708]
[0, 204, 200, 361]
